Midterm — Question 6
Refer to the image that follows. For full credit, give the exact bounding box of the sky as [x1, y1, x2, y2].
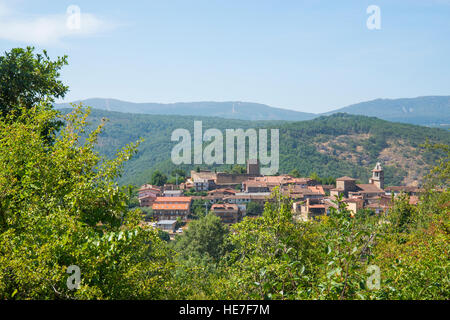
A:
[0, 0, 449, 113]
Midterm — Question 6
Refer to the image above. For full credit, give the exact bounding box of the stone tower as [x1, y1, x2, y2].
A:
[247, 159, 260, 175]
[369, 162, 384, 190]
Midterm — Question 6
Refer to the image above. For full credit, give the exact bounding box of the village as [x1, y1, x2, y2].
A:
[137, 160, 423, 235]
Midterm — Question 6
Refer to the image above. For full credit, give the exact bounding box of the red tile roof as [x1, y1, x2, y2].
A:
[308, 185, 325, 195]
[211, 203, 239, 211]
[308, 204, 326, 209]
[384, 186, 423, 193]
[138, 184, 161, 192]
[355, 184, 384, 193]
[152, 203, 190, 211]
[336, 176, 356, 181]
[154, 197, 192, 202]
[208, 188, 237, 195]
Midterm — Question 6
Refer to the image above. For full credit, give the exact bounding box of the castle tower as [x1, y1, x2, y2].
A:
[247, 159, 260, 175]
[369, 162, 384, 190]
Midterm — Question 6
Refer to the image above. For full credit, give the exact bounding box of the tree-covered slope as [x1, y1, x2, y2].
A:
[69, 108, 450, 187]
[326, 96, 450, 127]
[56, 96, 450, 127]
[278, 113, 449, 186]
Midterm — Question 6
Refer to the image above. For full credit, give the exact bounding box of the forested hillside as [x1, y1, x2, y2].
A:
[55, 96, 450, 127]
[327, 96, 450, 127]
[64, 108, 450, 187]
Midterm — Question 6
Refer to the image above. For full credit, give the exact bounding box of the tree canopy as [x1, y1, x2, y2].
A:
[0, 47, 68, 117]
[0, 104, 174, 299]
[151, 170, 168, 186]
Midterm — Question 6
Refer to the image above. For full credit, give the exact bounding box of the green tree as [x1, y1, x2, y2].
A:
[0, 47, 68, 117]
[190, 199, 209, 219]
[211, 188, 323, 299]
[423, 141, 449, 187]
[167, 176, 185, 185]
[151, 170, 168, 186]
[173, 214, 230, 262]
[208, 189, 382, 300]
[289, 169, 301, 178]
[315, 195, 380, 300]
[387, 193, 417, 234]
[171, 169, 186, 178]
[0, 104, 174, 299]
[246, 201, 263, 216]
[0, 47, 68, 142]
[231, 165, 246, 174]
[158, 229, 171, 242]
[309, 172, 320, 182]
[370, 144, 450, 299]
[225, 164, 246, 175]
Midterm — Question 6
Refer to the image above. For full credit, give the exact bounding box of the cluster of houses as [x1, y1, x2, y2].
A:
[138, 160, 423, 232]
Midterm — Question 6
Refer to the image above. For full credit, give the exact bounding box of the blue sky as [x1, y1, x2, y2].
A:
[0, 0, 449, 113]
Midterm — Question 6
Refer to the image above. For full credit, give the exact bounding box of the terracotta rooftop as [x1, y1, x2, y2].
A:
[308, 205, 326, 209]
[282, 187, 322, 196]
[190, 170, 217, 180]
[336, 176, 356, 181]
[152, 203, 190, 210]
[224, 194, 270, 200]
[308, 185, 325, 195]
[355, 184, 384, 193]
[154, 197, 192, 202]
[244, 180, 268, 187]
[138, 193, 158, 200]
[384, 186, 423, 193]
[211, 203, 239, 211]
[208, 188, 237, 194]
[138, 184, 161, 191]
[344, 198, 364, 203]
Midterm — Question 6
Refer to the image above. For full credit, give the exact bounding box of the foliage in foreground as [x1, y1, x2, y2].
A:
[0, 105, 174, 299]
[0, 103, 448, 300]
[172, 189, 448, 300]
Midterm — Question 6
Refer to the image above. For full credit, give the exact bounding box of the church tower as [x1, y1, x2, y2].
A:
[369, 162, 384, 190]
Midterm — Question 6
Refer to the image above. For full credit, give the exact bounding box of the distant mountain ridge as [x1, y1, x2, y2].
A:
[55, 95, 450, 126]
[55, 99, 316, 121]
[326, 96, 450, 127]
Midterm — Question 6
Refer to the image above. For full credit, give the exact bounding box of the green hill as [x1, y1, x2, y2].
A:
[56, 99, 316, 121]
[326, 96, 450, 127]
[67, 108, 450, 187]
[56, 96, 450, 126]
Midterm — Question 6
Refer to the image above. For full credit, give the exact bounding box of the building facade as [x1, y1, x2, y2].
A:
[151, 197, 192, 221]
[211, 203, 241, 224]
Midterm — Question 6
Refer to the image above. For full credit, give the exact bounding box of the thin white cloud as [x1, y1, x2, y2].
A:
[0, 2, 114, 45]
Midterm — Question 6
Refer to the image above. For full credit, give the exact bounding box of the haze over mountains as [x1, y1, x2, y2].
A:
[55, 95, 450, 127]
[326, 96, 450, 127]
[55, 99, 316, 121]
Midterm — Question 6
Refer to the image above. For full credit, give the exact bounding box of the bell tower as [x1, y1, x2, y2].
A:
[369, 162, 384, 190]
